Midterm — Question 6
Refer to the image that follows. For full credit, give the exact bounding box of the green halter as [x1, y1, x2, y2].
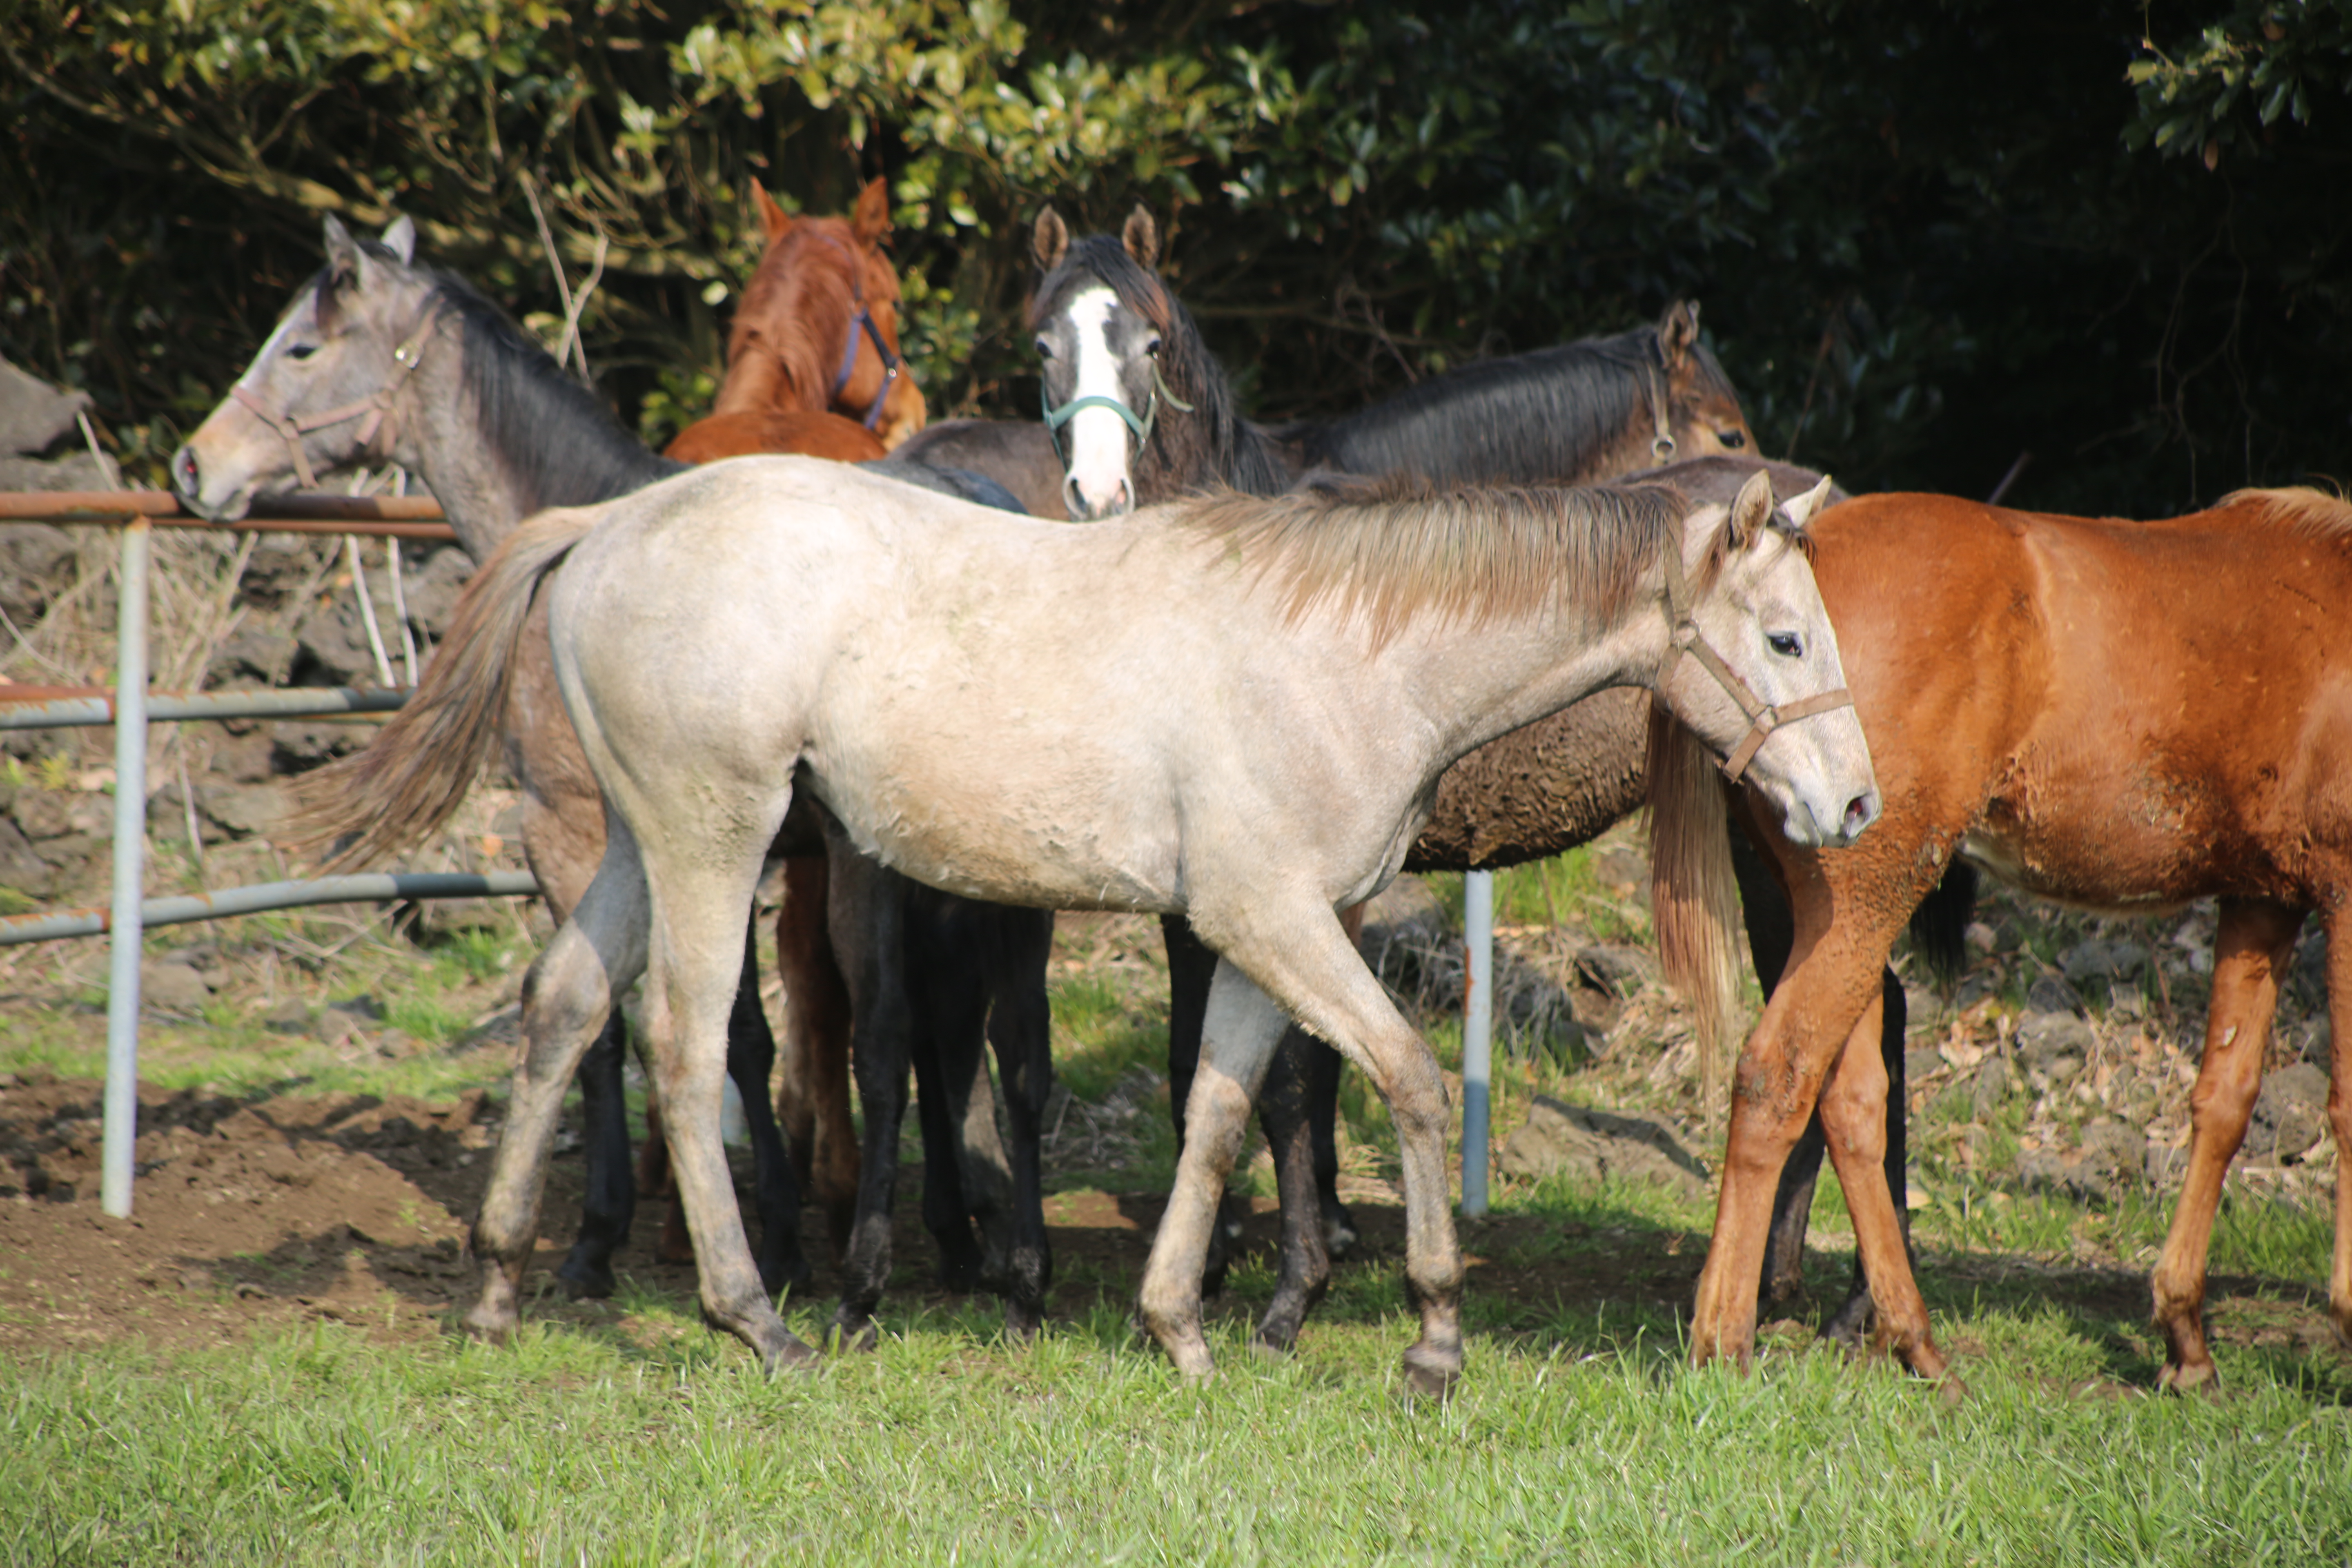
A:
[1040, 360, 1196, 466]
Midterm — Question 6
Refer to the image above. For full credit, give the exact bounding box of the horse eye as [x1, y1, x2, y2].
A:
[1145, 338, 1162, 357]
[1768, 633, 1803, 658]
[1719, 429, 1746, 449]
[288, 345, 318, 361]
[1034, 338, 1053, 361]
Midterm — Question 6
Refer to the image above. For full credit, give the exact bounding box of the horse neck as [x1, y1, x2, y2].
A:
[1390, 574, 1670, 770]
[1133, 355, 1294, 503]
[396, 318, 676, 565]
[712, 266, 849, 419]
[1303, 345, 1659, 486]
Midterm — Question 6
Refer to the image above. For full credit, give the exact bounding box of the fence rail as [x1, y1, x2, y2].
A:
[1, 490, 534, 1217]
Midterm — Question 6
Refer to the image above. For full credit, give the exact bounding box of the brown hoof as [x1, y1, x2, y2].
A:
[761, 1334, 822, 1377]
[1399, 1343, 1461, 1404]
[2158, 1358, 2221, 1396]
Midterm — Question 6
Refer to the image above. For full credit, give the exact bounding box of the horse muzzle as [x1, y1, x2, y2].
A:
[169, 442, 253, 523]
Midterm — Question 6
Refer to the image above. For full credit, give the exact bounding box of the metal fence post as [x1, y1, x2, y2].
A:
[102, 520, 151, 1218]
[1460, 868, 1494, 1217]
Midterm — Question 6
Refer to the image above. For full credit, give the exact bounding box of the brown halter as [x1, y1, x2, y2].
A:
[229, 310, 439, 490]
[1658, 525, 1854, 785]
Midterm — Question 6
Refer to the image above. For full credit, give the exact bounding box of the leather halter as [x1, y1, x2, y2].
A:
[806, 233, 903, 432]
[1644, 357, 1678, 465]
[230, 311, 438, 490]
[1040, 359, 1195, 466]
[1658, 527, 1854, 785]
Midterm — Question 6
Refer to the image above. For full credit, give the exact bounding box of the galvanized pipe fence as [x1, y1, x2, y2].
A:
[0, 492, 539, 1217]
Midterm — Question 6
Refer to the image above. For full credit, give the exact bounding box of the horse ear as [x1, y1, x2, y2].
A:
[754, 183, 793, 246]
[1659, 300, 1701, 375]
[1122, 205, 1160, 270]
[1032, 207, 1069, 274]
[1729, 466, 1775, 548]
[851, 177, 890, 246]
[379, 214, 417, 265]
[320, 214, 365, 302]
[1777, 474, 1835, 530]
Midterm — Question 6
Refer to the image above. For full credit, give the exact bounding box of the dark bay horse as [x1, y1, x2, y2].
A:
[330, 455, 1875, 1386]
[1659, 486, 2352, 1392]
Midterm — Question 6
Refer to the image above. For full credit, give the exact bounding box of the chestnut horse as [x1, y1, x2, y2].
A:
[1658, 486, 2352, 1392]
[666, 179, 926, 460]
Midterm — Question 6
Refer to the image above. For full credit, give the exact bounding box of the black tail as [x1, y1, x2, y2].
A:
[1907, 861, 1978, 984]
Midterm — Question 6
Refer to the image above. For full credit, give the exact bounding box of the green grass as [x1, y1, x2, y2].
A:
[4, 1248, 2348, 1566]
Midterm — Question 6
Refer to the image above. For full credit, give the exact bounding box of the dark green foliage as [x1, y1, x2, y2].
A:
[4, 1, 2348, 514]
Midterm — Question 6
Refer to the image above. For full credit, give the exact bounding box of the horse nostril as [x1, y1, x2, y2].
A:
[1843, 791, 1880, 838]
[172, 445, 199, 498]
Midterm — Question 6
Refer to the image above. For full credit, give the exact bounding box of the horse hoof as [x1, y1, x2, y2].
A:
[761, 1334, 823, 1378]
[2158, 1359, 2221, 1397]
[1324, 1205, 1360, 1262]
[1821, 1292, 1876, 1351]
[1398, 1344, 1459, 1404]
[1003, 1299, 1044, 1343]
[832, 1310, 880, 1354]
[556, 1256, 617, 1301]
[461, 1303, 519, 1345]
[1251, 1323, 1299, 1360]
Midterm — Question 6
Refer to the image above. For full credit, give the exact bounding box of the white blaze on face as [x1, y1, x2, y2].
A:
[1062, 286, 1135, 518]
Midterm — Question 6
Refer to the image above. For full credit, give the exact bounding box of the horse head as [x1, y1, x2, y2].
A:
[1653, 301, 1757, 463]
[172, 214, 441, 520]
[1029, 205, 1192, 520]
[714, 179, 925, 449]
[1662, 467, 1878, 848]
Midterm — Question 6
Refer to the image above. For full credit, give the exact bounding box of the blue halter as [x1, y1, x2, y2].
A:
[809, 232, 903, 432]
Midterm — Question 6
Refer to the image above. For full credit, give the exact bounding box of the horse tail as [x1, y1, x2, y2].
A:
[286, 505, 603, 871]
[1908, 860, 1978, 984]
[1645, 701, 1744, 1109]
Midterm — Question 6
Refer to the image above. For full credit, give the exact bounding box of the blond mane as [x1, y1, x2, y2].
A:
[1178, 474, 1701, 646]
[2218, 483, 2352, 538]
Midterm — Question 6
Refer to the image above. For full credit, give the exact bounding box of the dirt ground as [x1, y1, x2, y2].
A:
[0, 1062, 1736, 1360]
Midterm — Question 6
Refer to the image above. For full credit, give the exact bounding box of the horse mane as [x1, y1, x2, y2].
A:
[1031, 235, 1292, 499]
[421, 268, 680, 510]
[1285, 324, 1740, 486]
[1179, 472, 1703, 646]
[2217, 484, 2352, 538]
[726, 217, 886, 414]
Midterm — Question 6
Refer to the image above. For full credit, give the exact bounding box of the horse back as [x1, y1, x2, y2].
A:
[1822, 491, 2352, 910]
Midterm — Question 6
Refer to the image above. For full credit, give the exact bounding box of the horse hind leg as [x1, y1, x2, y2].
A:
[2151, 897, 2305, 1392]
[638, 847, 817, 1374]
[724, 915, 811, 1296]
[555, 1011, 635, 1299]
[983, 907, 1058, 1340]
[466, 836, 651, 1343]
[2326, 904, 2352, 1355]
[776, 853, 860, 1261]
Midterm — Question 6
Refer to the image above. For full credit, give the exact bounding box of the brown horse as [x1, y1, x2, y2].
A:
[1657, 486, 2352, 1392]
[666, 179, 926, 459]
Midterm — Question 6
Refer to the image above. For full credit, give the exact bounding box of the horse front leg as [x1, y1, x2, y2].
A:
[468, 846, 650, 1344]
[1137, 955, 1290, 1380]
[1815, 995, 1947, 1384]
[2150, 897, 2304, 1392]
[1689, 923, 1891, 1371]
[1161, 914, 1246, 1292]
[1820, 972, 1909, 1350]
[1251, 1025, 1332, 1356]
